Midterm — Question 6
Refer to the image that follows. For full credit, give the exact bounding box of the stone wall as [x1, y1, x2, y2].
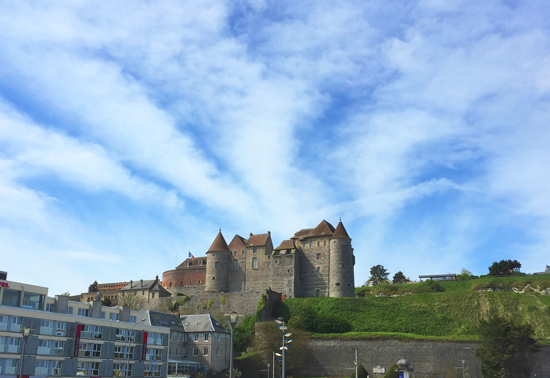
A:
[237, 338, 550, 378]
[299, 235, 331, 297]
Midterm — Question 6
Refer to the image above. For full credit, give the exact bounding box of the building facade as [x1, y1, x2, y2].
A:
[162, 219, 355, 298]
[0, 277, 170, 378]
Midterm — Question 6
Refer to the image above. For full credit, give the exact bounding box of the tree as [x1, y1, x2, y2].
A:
[117, 293, 143, 311]
[60, 292, 71, 297]
[369, 265, 389, 286]
[225, 368, 242, 378]
[101, 297, 112, 306]
[392, 271, 407, 284]
[488, 260, 521, 276]
[476, 315, 539, 378]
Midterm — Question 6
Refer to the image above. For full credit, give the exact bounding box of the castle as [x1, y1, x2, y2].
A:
[162, 219, 355, 298]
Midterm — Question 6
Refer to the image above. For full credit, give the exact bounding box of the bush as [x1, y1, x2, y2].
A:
[315, 314, 352, 333]
[233, 315, 255, 352]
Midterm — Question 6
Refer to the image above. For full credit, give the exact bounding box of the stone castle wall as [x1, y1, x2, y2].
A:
[298, 236, 332, 297]
[237, 338, 550, 378]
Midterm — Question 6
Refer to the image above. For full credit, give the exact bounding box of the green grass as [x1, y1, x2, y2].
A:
[279, 275, 550, 341]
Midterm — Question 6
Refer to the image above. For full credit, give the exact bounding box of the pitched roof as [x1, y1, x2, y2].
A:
[228, 234, 248, 250]
[248, 233, 270, 246]
[148, 311, 184, 331]
[207, 231, 230, 253]
[150, 278, 171, 295]
[274, 239, 296, 250]
[332, 220, 350, 239]
[177, 257, 207, 269]
[120, 279, 156, 291]
[309, 220, 335, 237]
[293, 228, 314, 239]
[180, 314, 229, 333]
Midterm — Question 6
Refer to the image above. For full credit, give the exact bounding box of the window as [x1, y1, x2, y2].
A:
[146, 348, 162, 361]
[35, 360, 62, 376]
[204, 333, 209, 341]
[9, 316, 22, 332]
[100, 312, 106, 319]
[233, 251, 237, 256]
[2, 359, 19, 375]
[54, 321, 66, 336]
[267, 262, 271, 268]
[113, 363, 131, 377]
[7, 337, 21, 353]
[46, 303, 54, 312]
[152, 293, 155, 298]
[193, 348, 199, 356]
[317, 241, 320, 247]
[78, 343, 101, 357]
[116, 329, 135, 342]
[77, 362, 99, 376]
[252, 257, 258, 269]
[309, 241, 312, 248]
[189, 281, 192, 285]
[241, 250, 244, 255]
[110, 313, 119, 321]
[77, 308, 88, 317]
[216, 333, 220, 342]
[1, 289, 21, 307]
[130, 315, 137, 323]
[147, 332, 163, 345]
[0, 315, 7, 331]
[198, 280, 201, 284]
[324, 240, 326, 246]
[194, 333, 199, 342]
[216, 347, 220, 356]
[316, 253, 320, 260]
[37, 340, 64, 355]
[316, 267, 321, 272]
[203, 347, 209, 356]
[114, 346, 134, 359]
[215, 261, 220, 268]
[144, 364, 161, 377]
[253, 247, 257, 253]
[40, 320, 53, 335]
[233, 259, 239, 269]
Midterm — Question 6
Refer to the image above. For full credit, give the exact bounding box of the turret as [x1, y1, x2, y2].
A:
[205, 231, 231, 293]
[329, 220, 355, 297]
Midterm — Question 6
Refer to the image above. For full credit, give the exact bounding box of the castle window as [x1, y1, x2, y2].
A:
[215, 261, 220, 268]
[180, 281, 182, 285]
[324, 241, 326, 246]
[275, 259, 278, 264]
[189, 281, 192, 285]
[253, 247, 257, 254]
[241, 250, 244, 255]
[335, 283, 340, 286]
[316, 267, 321, 273]
[252, 258, 258, 269]
[316, 253, 320, 260]
[199, 260, 204, 266]
[309, 241, 312, 248]
[233, 260, 238, 269]
[315, 289, 320, 297]
[198, 280, 201, 284]
[212, 277, 215, 280]
[317, 241, 320, 247]
[233, 251, 237, 256]
[169, 282, 172, 287]
[268, 262, 271, 268]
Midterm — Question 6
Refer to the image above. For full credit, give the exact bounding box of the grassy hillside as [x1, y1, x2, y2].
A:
[277, 276, 550, 341]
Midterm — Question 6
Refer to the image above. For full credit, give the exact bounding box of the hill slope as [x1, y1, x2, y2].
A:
[278, 276, 550, 341]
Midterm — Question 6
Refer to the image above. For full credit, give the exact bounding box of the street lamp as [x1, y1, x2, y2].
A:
[19, 326, 31, 378]
[275, 318, 291, 378]
[226, 311, 238, 378]
[126, 318, 146, 378]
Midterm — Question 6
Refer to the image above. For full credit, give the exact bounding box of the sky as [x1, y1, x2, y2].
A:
[1, 0, 550, 296]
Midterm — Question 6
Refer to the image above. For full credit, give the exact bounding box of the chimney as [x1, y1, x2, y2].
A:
[268, 231, 271, 235]
[140, 279, 143, 287]
[130, 280, 133, 289]
[250, 232, 253, 237]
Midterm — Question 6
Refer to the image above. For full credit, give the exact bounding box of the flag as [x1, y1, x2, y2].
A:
[188, 252, 195, 259]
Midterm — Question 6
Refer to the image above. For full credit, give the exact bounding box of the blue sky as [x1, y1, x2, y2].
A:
[1, 0, 550, 295]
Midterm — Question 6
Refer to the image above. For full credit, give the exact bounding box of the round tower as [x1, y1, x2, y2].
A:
[205, 230, 231, 293]
[329, 220, 355, 297]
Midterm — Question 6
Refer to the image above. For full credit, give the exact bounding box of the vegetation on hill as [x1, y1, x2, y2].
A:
[277, 276, 550, 341]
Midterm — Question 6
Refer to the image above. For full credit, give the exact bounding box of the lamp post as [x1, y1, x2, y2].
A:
[275, 318, 291, 378]
[226, 311, 238, 378]
[19, 326, 31, 378]
[126, 318, 146, 378]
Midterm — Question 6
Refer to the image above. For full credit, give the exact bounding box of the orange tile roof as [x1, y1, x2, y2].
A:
[248, 233, 270, 246]
[274, 239, 296, 250]
[293, 228, 314, 238]
[228, 234, 248, 250]
[207, 231, 230, 253]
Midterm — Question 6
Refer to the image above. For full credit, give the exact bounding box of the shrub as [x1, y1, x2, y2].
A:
[315, 314, 352, 334]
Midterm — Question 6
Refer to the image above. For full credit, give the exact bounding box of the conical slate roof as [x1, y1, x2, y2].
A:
[207, 231, 230, 253]
[332, 220, 350, 239]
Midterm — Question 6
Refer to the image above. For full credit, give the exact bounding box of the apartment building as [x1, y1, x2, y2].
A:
[0, 276, 169, 377]
[180, 314, 230, 374]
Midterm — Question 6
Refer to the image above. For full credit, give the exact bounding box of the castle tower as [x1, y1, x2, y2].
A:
[329, 220, 355, 297]
[205, 231, 231, 293]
